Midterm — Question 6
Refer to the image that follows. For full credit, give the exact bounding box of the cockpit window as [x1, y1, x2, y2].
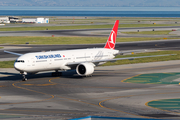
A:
[15, 60, 25, 63]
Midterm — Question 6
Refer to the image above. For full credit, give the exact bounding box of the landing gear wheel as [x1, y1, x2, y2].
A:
[22, 74, 27, 81]
[57, 72, 62, 76]
[22, 78, 28, 81]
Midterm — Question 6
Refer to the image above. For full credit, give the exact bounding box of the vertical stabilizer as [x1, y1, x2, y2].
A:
[104, 20, 119, 49]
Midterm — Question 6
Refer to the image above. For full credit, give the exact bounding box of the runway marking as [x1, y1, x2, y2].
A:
[99, 91, 180, 118]
[49, 77, 151, 118]
[149, 104, 178, 105]
[56, 95, 99, 107]
[49, 73, 180, 117]
[22, 83, 56, 86]
[138, 76, 159, 78]
[158, 107, 180, 108]
[119, 65, 180, 74]
[3, 78, 57, 105]
[49, 79, 129, 89]
[146, 98, 180, 113]
[2, 78, 101, 117]
[98, 95, 150, 119]
[4, 68, 180, 118]
[49, 77, 179, 90]
[49, 78, 100, 107]
[121, 73, 180, 84]
[121, 74, 141, 83]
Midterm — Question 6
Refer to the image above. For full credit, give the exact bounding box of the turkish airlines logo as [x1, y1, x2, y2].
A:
[107, 30, 116, 49]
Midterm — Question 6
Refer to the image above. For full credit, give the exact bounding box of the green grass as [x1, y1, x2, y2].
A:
[0, 51, 179, 68]
[0, 47, 3, 49]
[0, 36, 179, 45]
[102, 50, 180, 66]
[0, 24, 180, 31]
[0, 25, 112, 31]
[0, 61, 15, 68]
[120, 24, 180, 28]
[49, 18, 180, 24]
[121, 30, 172, 35]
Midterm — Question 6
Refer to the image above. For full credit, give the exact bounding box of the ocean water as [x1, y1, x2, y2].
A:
[0, 7, 180, 17]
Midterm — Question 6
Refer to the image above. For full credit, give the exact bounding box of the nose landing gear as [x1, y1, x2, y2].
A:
[21, 72, 28, 81]
[22, 74, 28, 81]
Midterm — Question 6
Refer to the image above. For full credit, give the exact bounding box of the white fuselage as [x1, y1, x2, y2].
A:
[14, 48, 119, 73]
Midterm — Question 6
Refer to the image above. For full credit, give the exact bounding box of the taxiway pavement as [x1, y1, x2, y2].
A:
[0, 60, 180, 119]
[1, 25, 180, 119]
[0, 26, 180, 37]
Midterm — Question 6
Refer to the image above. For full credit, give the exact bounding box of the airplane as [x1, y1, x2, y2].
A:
[4, 20, 172, 81]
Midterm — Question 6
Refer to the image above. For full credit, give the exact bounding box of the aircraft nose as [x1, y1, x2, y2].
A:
[14, 63, 24, 71]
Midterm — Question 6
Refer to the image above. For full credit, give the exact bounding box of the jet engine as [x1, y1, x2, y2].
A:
[76, 63, 95, 76]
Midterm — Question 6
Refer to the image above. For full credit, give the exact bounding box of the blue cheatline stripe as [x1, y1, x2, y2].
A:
[69, 116, 168, 120]
[69, 116, 91, 120]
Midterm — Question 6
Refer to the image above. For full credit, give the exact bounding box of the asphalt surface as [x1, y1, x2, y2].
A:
[1, 61, 180, 119]
[0, 26, 180, 37]
[1, 39, 180, 61]
[1, 26, 180, 119]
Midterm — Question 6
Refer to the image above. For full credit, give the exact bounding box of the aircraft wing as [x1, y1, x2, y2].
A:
[66, 54, 175, 66]
[92, 54, 175, 63]
[4, 50, 23, 56]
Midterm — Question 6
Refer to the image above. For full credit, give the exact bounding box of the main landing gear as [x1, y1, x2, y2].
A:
[52, 70, 62, 77]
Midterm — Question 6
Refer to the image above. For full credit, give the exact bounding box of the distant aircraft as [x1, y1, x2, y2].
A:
[4, 20, 171, 81]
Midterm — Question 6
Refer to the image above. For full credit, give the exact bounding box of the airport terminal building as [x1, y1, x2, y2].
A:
[0, 17, 10, 23]
[22, 18, 49, 23]
[0, 17, 49, 23]
[0, 17, 20, 23]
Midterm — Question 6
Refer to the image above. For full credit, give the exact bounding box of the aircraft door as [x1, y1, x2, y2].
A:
[46, 59, 52, 69]
[27, 58, 32, 67]
[85, 53, 92, 61]
[31, 58, 35, 67]
[26, 58, 36, 70]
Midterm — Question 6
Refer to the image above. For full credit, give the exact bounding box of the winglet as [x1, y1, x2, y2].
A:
[104, 20, 119, 49]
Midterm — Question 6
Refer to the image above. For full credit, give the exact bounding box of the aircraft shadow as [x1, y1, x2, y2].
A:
[0, 70, 83, 81]
[0, 72, 22, 81]
[0, 69, 116, 81]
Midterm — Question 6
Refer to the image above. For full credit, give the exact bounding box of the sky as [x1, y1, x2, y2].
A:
[1, 0, 180, 7]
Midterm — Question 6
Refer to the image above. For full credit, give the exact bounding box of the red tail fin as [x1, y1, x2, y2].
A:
[104, 20, 119, 49]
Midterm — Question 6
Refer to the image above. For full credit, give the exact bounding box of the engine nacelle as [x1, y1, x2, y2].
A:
[76, 63, 95, 76]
